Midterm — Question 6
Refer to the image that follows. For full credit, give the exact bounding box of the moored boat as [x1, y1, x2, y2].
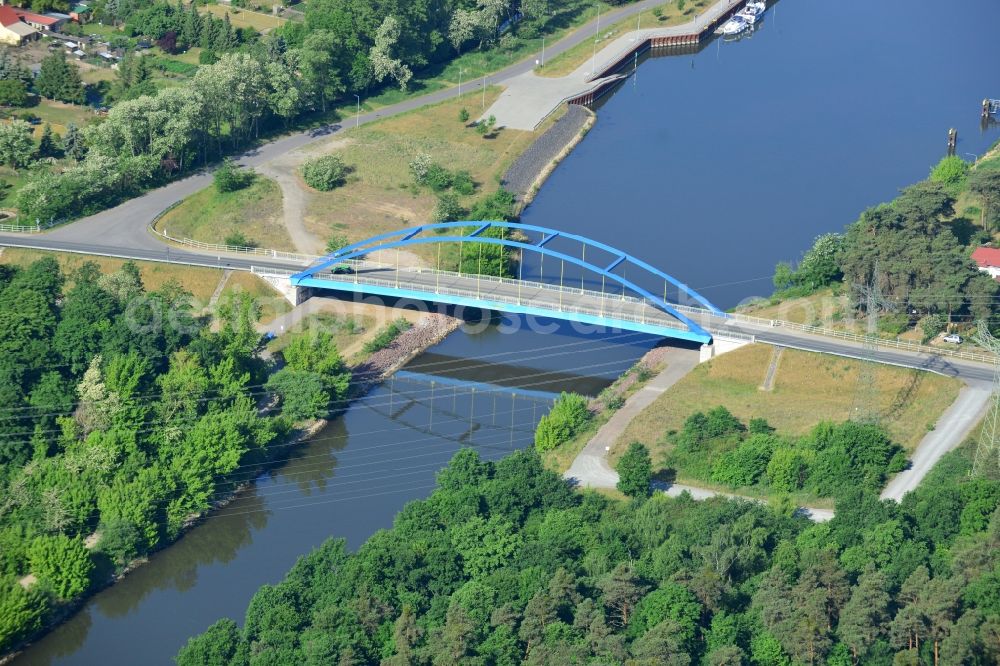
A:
[719, 15, 748, 36]
[737, 1, 766, 24]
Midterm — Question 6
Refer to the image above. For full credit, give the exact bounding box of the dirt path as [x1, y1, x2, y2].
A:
[881, 382, 991, 501]
[564, 346, 701, 488]
[255, 139, 356, 256]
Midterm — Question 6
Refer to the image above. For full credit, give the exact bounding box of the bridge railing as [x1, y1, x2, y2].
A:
[674, 305, 998, 365]
[287, 267, 692, 331]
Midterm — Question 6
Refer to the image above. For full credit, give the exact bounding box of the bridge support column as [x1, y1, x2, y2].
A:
[253, 271, 312, 306]
[699, 335, 754, 364]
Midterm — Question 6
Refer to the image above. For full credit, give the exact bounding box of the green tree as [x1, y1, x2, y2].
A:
[301, 154, 348, 191]
[929, 155, 970, 189]
[213, 158, 254, 192]
[28, 535, 93, 600]
[36, 123, 60, 159]
[266, 367, 329, 421]
[61, 123, 87, 161]
[617, 442, 653, 498]
[175, 618, 240, 666]
[35, 52, 85, 104]
[969, 169, 1000, 231]
[534, 392, 590, 452]
[0, 79, 28, 107]
[0, 578, 48, 652]
[0, 120, 35, 170]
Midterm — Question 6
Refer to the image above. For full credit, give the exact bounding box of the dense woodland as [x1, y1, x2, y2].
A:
[175, 445, 1000, 665]
[0, 258, 352, 652]
[773, 155, 1000, 328]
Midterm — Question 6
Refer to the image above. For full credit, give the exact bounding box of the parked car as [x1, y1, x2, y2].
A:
[943, 334, 962, 344]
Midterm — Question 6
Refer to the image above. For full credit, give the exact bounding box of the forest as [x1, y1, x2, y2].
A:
[176, 444, 1000, 665]
[0, 258, 351, 652]
[772, 155, 1000, 325]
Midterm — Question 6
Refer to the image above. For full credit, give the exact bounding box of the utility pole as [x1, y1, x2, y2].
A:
[852, 263, 895, 425]
[973, 320, 1000, 476]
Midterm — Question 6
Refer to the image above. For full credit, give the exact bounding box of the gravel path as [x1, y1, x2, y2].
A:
[501, 104, 591, 200]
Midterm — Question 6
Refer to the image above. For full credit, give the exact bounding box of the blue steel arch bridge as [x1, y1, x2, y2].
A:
[290, 221, 723, 344]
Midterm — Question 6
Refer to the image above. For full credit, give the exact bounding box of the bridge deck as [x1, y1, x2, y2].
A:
[285, 262, 713, 343]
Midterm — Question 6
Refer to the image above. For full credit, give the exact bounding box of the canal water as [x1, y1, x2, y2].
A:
[521, 0, 1000, 309]
[15, 0, 1000, 662]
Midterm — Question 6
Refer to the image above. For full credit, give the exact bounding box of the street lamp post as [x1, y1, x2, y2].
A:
[591, 3, 601, 75]
[354, 94, 360, 128]
[458, 68, 464, 97]
[482, 74, 486, 109]
[541, 36, 545, 65]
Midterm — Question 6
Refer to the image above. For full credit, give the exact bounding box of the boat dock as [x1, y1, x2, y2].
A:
[483, 0, 756, 130]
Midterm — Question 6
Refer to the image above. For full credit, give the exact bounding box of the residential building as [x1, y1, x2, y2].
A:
[972, 247, 1000, 280]
[0, 5, 37, 45]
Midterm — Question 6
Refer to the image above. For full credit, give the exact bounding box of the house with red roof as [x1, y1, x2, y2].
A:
[0, 5, 37, 45]
[11, 7, 64, 31]
[972, 247, 1000, 280]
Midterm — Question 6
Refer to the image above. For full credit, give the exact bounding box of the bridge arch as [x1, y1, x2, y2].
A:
[292, 221, 722, 343]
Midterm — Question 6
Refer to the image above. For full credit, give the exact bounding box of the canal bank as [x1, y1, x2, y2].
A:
[2, 306, 459, 665]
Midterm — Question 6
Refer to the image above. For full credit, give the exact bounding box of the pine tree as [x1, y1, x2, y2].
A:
[180, 4, 201, 49]
[35, 52, 84, 104]
[838, 564, 891, 662]
[214, 13, 235, 52]
[62, 123, 86, 161]
[36, 123, 59, 159]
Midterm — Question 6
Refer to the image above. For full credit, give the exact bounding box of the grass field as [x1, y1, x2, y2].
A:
[304, 87, 553, 258]
[613, 343, 962, 469]
[536, 0, 714, 78]
[200, 4, 286, 31]
[219, 270, 292, 324]
[18, 100, 94, 138]
[156, 175, 291, 249]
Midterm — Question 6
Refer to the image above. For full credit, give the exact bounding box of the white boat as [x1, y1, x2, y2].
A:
[737, 1, 766, 24]
[719, 15, 748, 36]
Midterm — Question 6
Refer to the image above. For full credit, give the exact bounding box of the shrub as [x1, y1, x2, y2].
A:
[301, 154, 348, 191]
[877, 313, 910, 337]
[224, 231, 256, 248]
[711, 434, 776, 487]
[929, 155, 969, 190]
[409, 153, 433, 184]
[213, 158, 253, 193]
[325, 232, 349, 253]
[452, 170, 475, 195]
[616, 442, 652, 498]
[458, 107, 470, 123]
[434, 193, 463, 222]
[534, 392, 590, 452]
[199, 49, 218, 65]
[424, 163, 453, 191]
[363, 318, 413, 354]
[919, 314, 947, 342]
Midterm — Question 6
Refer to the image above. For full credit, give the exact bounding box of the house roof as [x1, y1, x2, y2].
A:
[7, 21, 36, 37]
[972, 247, 1000, 268]
[12, 8, 60, 25]
[0, 5, 20, 27]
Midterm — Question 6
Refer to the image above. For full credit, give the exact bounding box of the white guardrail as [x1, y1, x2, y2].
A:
[150, 226, 318, 264]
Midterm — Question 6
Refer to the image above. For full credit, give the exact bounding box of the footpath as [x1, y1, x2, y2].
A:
[564, 341, 991, 522]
